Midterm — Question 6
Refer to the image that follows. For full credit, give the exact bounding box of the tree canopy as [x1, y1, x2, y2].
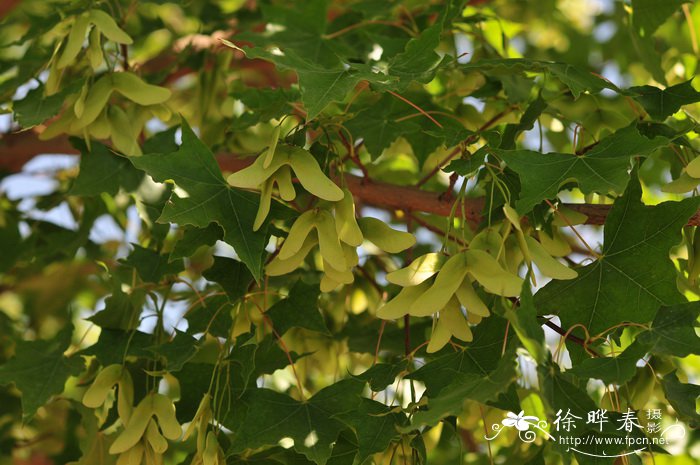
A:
[0, 1, 699, 464]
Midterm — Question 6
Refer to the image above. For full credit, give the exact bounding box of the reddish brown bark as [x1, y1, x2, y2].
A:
[1, 131, 696, 226]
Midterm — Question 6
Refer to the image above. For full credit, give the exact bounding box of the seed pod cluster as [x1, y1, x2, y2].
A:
[183, 395, 225, 465]
[266, 189, 416, 291]
[228, 143, 345, 229]
[41, 72, 171, 155]
[378, 248, 522, 352]
[376, 204, 578, 352]
[82, 364, 134, 422]
[109, 393, 182, 462]
[503, 205, 578, 283]
[56, 10, 133, 70]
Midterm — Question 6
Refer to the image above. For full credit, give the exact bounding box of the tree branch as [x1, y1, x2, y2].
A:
[2, 131, 699, 226]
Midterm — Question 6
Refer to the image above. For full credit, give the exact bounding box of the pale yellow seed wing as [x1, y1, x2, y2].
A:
[320, 274, 341, 293]
[89, 9, 133, 44]
[377, 280, 432, 320]
[470, 227, 503, 257]
[227, 150, 285, 189]
[86, 26, 103, 70]
[108, 106, 142, 156]
[687, 156, 700, 178]
[442, 297, 473, 342]
[334, 189, 363, 247]
[410, 253, 468, 317]
[342, 243, 359, 268]
[551, 207, 588, 226]
[183, 394, 211, 441]
[202, 432, 219, 465]
[455, 279, 490, 317]
[266, 234, 318, 276]
[73, 82, 89, 119]
[465, 249, 523, 297]
[274, 165, 296, 201]
[661, 171, 700, 193]
[109, 396, 153, 454]
[151, 394, 181, 440]
[358, 217, 416, 253]
[503, 204, 522, 231]
[40, 112, 76, 140]
[87, 109, 111, 139]
[525, 235, 577, 280]
[112, 72, 171, 106]
[537, 228, 571, 257]
[57, 14, 91, 69]
[278, 210, 317, 260]
[386, 252, 446, 286]
[262, 125, 281, 169]
[117, 369, 134, 423]
[322, 260, 354, 284]
[315, 210, 347, 270]
[82, 364, 122, 408]
[288, 147, 343, 201]
[73, 75, 113, 129]
[253, 178, 274, 231]
[145, 419, 169, 454]
[426, 315, 452, 353]
[116, 442, 144, 465]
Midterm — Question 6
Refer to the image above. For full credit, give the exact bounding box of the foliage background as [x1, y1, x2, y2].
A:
[0, 0, 699, 464]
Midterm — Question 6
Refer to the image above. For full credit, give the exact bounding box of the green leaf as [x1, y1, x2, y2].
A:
[0, 215, 22, 272]
[535, 172, 700, 335]
[497, 123, 670, 214]
[630, 80, 700, 121]
[80, 329, 153, 366]
[336, 398, 406, 463]
[130, 121, 270, 280]
[70, 139, 144, 196]
[539, 358, 597, 417]
[632, 0, 688, 37]
[170, 224, 222, 261]
[202, 256, 253, 302]
[410, 354, 517, 427]
[147, 329, 199, 372]
[567, 340, 649, 385]
[87, 286, 144, 330]
[0, 323, 83, 420]
[386, 24, 446, 86]
[225, 379, 365, 465]
[407, 316, 513, 395]
[266, 280, 328, 336]
[462, 59, 620, 98]
[499, 94, 547, 150]
[638, 302, 700, 357]
[13, 80, 83, 127]
[326, 432, 359, 465]
[177, 341, 304, 422]
[354, 361, 406, 392]
[340, 313, 431, 355]
[661, 371, 700, 428]
[505, 281, 545, 363]
[344, 94, 421, 158]
[242, 46, 371, 121]
[231, 87, 300, 130]
[236, 336, 305, 384]
[120, 245, 184, 283]
[185, 294, 233, 338]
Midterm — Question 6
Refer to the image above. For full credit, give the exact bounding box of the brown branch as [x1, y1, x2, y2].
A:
[0, 0, 21, 19]
[2, 131, 700, 226]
